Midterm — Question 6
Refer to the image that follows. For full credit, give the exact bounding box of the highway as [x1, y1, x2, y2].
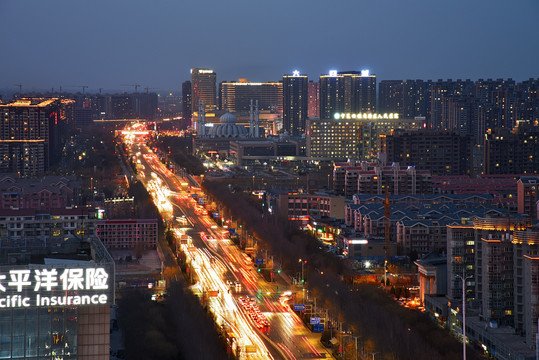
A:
[123, 129, 333, 360]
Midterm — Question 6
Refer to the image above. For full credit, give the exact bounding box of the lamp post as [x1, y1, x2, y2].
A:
[299, 259, 307, 285]
[456, 270, 473, 360]
[299, 258, 306, 303]
[352, 335, 361, 360]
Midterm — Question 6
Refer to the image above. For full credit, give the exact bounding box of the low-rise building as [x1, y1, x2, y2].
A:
[0, 207, 95, 250]
[0, 174, 80, 210]
[274, 191, 346, 221]
[334, 160, 432, 197]
[95, 219, 158, 249]
[414, 252, 447, 304]
[229, 137, 306, 166]
[340, 236, 397, 262]
[518, 176, 539, 220]
[103, 197, 135, 219]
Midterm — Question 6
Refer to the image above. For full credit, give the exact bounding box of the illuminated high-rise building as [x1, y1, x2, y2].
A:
[320, 70, 345, 119]
[283, 71, 308, 136]
[353, 70, 376, 113]
[308, 81, 320, 118]
[378, 80, 404, 114]
[306, 117, 363, 160]
[319, 70, 376, 119]
[220, 79, 282, 113]
[382, 129, 474, 175]
[190, 68, 217, 112]
[484, 121, 539, 175]
[0, 98, 62, 176]
[182, 80, 192, 121]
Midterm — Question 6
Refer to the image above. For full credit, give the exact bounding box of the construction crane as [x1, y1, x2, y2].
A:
[121, 84, 141, 93]
[14, 83, 23, 96]
[384, 187, 391, 286]
[68, 85, 88, 94]
[144, 87, 159, 95]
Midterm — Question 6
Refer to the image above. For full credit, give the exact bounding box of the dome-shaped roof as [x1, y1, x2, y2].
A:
[220, 112, 237, 124]
[207, 123, 248, 138]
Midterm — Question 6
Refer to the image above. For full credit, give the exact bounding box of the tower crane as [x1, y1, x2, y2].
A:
[121, 84, 141, 93]
[14, 83, 22, 96]
[144, 87, 159, 94]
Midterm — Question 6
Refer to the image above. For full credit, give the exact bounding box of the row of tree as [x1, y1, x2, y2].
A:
[116, 132, 233, 359]
[118, 283, 230, 360]
[155, 135, 205, 175]
[202, 179, 479, 360]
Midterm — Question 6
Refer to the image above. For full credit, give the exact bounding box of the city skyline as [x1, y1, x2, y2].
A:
[1, 0, 538, 93]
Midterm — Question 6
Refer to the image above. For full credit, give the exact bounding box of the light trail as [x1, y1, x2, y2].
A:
[124, 136, 321, 360]
[178, 231, 273, 359]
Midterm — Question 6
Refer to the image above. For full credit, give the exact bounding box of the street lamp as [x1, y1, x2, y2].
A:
[299, 258, 306, 284]
[352, 335, 361, 360]
[456, 270, 473, 360]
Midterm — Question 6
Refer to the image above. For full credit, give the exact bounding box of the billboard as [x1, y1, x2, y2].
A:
[0, 264, 114, 309]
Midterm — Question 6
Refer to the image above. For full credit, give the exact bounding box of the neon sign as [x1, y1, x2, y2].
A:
[0, 267, 111, 308]
[333, 112, 400, 120]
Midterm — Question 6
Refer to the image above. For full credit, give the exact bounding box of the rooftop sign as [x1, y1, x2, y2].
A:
[0, 265, 113, 308]
[334, 113, 400, 120]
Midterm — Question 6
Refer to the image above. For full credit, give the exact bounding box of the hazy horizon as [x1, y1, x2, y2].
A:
[1, 0, 538, 94]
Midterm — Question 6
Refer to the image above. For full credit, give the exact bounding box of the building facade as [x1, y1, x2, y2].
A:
[95, 219, 158, 249]
[333, 160, 431, 197]
[378, 80, 404, 114]
[275, 192, 345, 221]
[382, 129, 474, 175]
[182, 80, 192, 122]
[319, 70, 376, 119]
[220, 79, 282, 114]
[0, 99, 62, 176]
[517, 176, 539, 220]
[191, 68, 217, 112]
[306, 117, 363, 161]
[282, 72, 308, 136]
[0, 207, 96, 251]
[0, 235, 114, 360]
[0, 175, 80, 210]
[307, 81, 320, 118]
[484, 121, 539, 175]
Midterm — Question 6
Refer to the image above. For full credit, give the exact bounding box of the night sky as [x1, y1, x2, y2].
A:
[1, 0, 538, 93]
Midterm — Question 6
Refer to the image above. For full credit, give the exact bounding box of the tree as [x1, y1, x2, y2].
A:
[135, 241, 145, 261]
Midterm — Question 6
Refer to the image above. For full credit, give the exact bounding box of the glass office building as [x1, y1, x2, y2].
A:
[0, 235, 114, 360]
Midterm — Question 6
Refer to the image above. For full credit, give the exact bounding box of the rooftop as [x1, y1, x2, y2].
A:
[0, 98, 58, 108]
